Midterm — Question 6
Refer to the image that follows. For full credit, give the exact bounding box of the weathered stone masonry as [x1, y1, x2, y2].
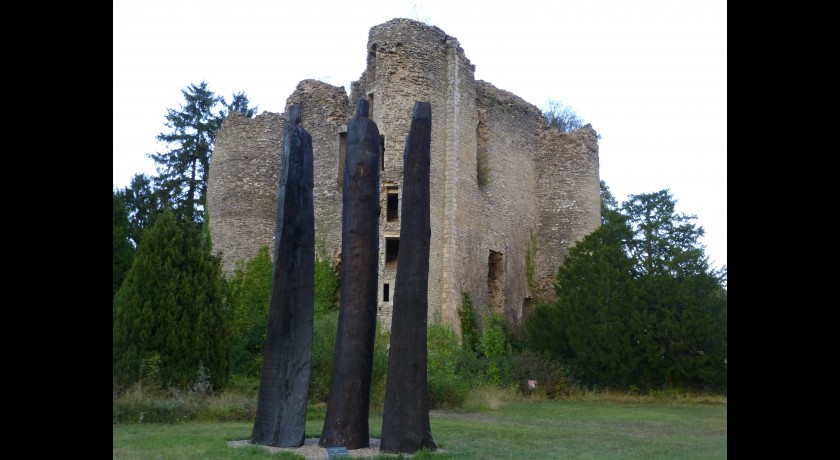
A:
[207, 18, 601, 335]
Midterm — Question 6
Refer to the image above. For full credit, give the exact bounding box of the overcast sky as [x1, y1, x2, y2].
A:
[113, 0, 726, 271]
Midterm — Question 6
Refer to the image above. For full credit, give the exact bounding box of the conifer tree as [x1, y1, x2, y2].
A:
[121, 173, 165, 248]
[150, 82, 257, 223]
[113, 208, 229, 390]
[525, 182, 726, 392]
[623, 190, 726, 392]
[113, 189, 134, 300]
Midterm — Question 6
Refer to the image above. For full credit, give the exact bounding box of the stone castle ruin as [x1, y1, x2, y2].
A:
[207, 18, 601, 335]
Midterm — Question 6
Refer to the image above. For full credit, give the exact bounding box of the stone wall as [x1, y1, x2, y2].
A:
[207, 18, 600, 334]
[208, 111, 284, 276]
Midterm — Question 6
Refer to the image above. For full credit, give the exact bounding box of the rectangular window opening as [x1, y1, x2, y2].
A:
[386, 237, 400, 269]
[387, 187, 399, 221]
[488, 250, 504, 309]
[383, 283, 390, 302]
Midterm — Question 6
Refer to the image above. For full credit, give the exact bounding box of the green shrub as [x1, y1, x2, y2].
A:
[309, 309, 390, 409]
[458, 292, 481, 356]
[226, 246, 271, 379]
[314, 239, 339, 318]
[481, 310, 513, 385]
[309, 310, 339, 404]
[511, 349, 579, 398]
[427, 322, 477, 408]
[226, 239, 340, 381]
[369, 320, 391, 411]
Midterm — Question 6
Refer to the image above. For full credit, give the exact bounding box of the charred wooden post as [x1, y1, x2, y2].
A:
[251, 105, 315, 447]
[319, 99, 381, 450]
[380, 101, 437, 454]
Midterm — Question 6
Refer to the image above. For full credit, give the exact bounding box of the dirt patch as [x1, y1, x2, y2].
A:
[228, 438, 444, 459]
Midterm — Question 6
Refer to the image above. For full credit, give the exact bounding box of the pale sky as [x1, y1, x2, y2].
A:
[113, 0, 727, 272]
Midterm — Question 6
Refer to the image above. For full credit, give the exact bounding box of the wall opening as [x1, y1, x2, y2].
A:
[523, 297, 534, 320]
[488, 250, 504, 310]
[386, 237, 400, 269]
[367, 45, 377, 85]
[477, 118, 489, 186]
[338, 131, 347, 190]
[383, 283, 390, 302]
[380, 134, 386, 171]
[368, 92, 375, 121]
[386, 186, 399, 221]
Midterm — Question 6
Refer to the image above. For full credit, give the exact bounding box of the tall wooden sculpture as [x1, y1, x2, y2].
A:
[380, 101, 437, 454]
[319, 99, 381, 449]
[251, 105, 315, 447]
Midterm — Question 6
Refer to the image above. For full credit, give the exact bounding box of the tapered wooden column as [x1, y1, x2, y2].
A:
[380, 101, 437, 454]
[251, 105, 315, 447]
[319, 99, 381, 450]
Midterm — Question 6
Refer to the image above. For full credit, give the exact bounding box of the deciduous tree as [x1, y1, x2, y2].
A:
[542, 99, 584, 132]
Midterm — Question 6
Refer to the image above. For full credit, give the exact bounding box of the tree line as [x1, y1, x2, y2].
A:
[113, 82, 726, 396]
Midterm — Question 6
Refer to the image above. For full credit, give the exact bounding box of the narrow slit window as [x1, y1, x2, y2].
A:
[477, 121, 489, 186]
[383, 283, 390, 302]
[338, 131, 347, 190]
[380, 134, 386, 171]
[488, 250, 504, 309]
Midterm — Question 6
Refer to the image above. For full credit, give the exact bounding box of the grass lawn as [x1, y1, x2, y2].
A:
[113, 397, 726, 459]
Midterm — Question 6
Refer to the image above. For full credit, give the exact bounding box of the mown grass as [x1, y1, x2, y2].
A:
[113, 388, 726, 459]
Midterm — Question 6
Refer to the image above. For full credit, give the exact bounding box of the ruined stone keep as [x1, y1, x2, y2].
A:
[207, 18, 601, 335]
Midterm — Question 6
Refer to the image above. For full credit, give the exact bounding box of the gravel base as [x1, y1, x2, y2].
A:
[228, 438, 398, 459]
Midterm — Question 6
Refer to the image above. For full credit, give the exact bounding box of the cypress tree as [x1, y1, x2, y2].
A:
[113, 208, 229, 390]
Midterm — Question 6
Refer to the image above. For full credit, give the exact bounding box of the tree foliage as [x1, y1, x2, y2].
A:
[113, 189, 134, 299]
[457, 292, 481, 356]
[226, 241, 340, 380]
[149, 81, 257, 223]
[226, 246, 272, 378]
[220, 91, 258, 119]
[314, 240, 340, 318]
[113, 209, 230, 391]
[542, 99, 584, 133]
[525, 181, 726, 393]
[120, 173, 165, 248]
